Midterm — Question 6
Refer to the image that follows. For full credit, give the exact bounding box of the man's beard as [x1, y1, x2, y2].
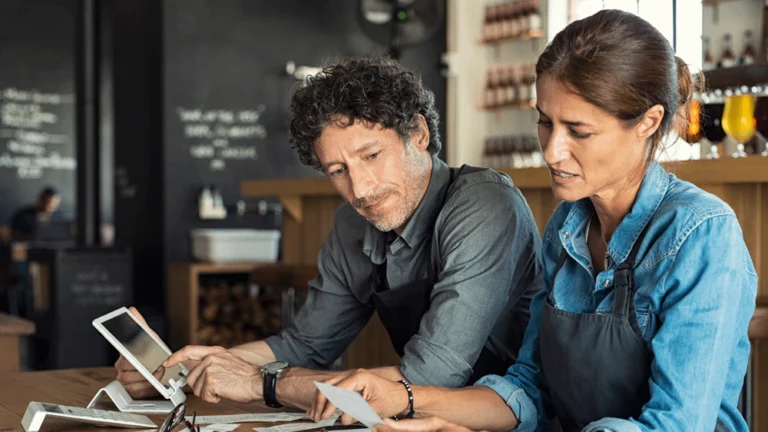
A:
[355, 147, 428, 232]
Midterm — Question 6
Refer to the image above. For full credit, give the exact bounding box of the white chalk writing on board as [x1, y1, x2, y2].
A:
[0, 87, 76, 179]
[71, 268, 125, 307]
[175, 105, 266, 171]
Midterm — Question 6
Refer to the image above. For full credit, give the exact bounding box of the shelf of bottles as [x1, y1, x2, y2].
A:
[483, 134, 544, 170]
[702, 30, 757, 71]
[482, 62, 537, 110]
[695, 85, 768, 159]
[481, 0, 543, 44]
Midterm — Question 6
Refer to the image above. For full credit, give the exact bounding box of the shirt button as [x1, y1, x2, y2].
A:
[602, 279, 611, 288]
[562, 231, 570, 239]
[587, 263, 593, 269]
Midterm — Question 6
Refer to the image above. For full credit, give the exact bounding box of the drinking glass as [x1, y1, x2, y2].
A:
[722, 94, 757, 158]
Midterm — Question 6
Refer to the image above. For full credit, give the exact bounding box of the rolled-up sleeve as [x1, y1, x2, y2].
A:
[475, 287, 552, 432]
[265, 221, 374, 369]
[400, 182, 543, 388]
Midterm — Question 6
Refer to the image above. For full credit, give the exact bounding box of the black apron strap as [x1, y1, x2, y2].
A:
[550, 249, 568, 291]
[611, 224, 651, 317]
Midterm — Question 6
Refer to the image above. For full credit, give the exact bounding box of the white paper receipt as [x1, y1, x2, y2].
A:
[313, 381, 383, 428]
[202, 424, 241, 432]
[188, 413, 310, 425]
[253, 412, 341, 432]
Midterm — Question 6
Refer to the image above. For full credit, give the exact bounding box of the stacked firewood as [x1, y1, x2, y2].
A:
[196, 280, 285, 347]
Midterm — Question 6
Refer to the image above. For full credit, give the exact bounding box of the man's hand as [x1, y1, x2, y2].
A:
[115, 355, 164, 398]
[308, 369, 408, 425]
[114, 307, 163, 398]
[166, 346, 263, 404]
[373, 418, 473, 432]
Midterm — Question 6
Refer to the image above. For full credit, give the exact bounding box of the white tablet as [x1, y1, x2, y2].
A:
[93, 307, 188, 400]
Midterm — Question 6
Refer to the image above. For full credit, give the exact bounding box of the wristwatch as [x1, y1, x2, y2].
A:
[261, 361, 289, 408]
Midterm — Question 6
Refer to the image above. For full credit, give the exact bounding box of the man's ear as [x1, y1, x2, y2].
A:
[410, 114, 430, 151]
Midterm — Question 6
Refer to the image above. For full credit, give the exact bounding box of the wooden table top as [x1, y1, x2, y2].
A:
[0, 313, 35, 336]
[0, 368, 304, 432]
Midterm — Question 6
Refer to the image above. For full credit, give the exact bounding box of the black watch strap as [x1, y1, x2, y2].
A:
[263, 372, 282, 408]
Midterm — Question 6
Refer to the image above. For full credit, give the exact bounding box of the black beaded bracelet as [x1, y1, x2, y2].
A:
[396, 379, 415, 419]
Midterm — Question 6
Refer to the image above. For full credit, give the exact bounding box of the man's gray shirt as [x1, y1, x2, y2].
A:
[266, 157, 544, 388]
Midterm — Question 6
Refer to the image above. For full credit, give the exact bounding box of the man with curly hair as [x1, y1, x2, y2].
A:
[116, 55, 543, 411]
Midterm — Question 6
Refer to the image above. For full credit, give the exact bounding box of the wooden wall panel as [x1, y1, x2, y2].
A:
[519, 189, 559, 236]
[754, 342, 768, 432]
[281, 215, 303, 265]
[346, 314, 400, 369]
[298, 197, 341, 265]
[722, 185, 762, 272]
[762, 185, 768, 299]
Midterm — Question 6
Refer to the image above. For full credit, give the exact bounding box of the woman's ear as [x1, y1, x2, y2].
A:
[636, 104, 665, 140]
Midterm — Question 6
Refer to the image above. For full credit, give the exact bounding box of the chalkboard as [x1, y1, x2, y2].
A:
[162, 0, 447, 262]
[0, 0, 77, 224]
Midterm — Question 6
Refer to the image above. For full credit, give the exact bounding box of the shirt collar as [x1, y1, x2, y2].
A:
[559, 161, 669, 265]
[363, 156, 451, 262]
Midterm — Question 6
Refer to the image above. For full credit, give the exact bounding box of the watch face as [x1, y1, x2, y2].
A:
[263, 361, 289, 374]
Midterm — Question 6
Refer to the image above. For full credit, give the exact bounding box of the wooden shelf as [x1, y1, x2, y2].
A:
[703, 64, 768, 90]
[241, 176, 335, 222]
[241, 158, 768, 199]
[168, 262, 317, 348]
[501, 157, 768, 189]
[480, 99, 536, 112]
[180, 262, 267, 274]
[480, 29, 544, 45]
[241, 176, 334, 197]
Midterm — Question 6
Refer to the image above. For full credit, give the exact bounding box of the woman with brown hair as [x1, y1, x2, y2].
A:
[307, 9, 756, 432]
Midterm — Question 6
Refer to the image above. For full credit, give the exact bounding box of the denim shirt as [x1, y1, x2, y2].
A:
[476, 162, 758, 432]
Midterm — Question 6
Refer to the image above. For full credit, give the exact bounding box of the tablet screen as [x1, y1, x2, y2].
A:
[101, 311, 185, 390]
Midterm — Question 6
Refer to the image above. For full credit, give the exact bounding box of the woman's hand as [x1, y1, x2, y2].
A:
[373, 417, 474, 432]
[308, 369, 409, 424]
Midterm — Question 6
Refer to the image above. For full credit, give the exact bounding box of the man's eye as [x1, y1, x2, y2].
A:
[366, 151, 380, 160]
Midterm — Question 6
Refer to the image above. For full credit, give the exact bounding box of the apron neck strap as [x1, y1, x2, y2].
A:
[611, 224, 652, 316]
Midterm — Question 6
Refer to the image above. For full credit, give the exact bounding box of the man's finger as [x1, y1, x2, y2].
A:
[123, 382, 157, 399]
[153, 365, 165, 380]
[340, 413, 359, 426]
[309, 391, 328, 421]
[193, 369, 207, 398]
[185, 357, 211, 388]
[202, 379, 221, 404]
[114, 356, 137, 372]
[320, 400, 338, 421]
[127, 306, 148, 325]
[165, 346, 224, 367]
[117, 369, 150, 384]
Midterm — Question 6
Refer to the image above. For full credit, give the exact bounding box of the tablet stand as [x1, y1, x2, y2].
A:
[87, 380, 186, 414]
